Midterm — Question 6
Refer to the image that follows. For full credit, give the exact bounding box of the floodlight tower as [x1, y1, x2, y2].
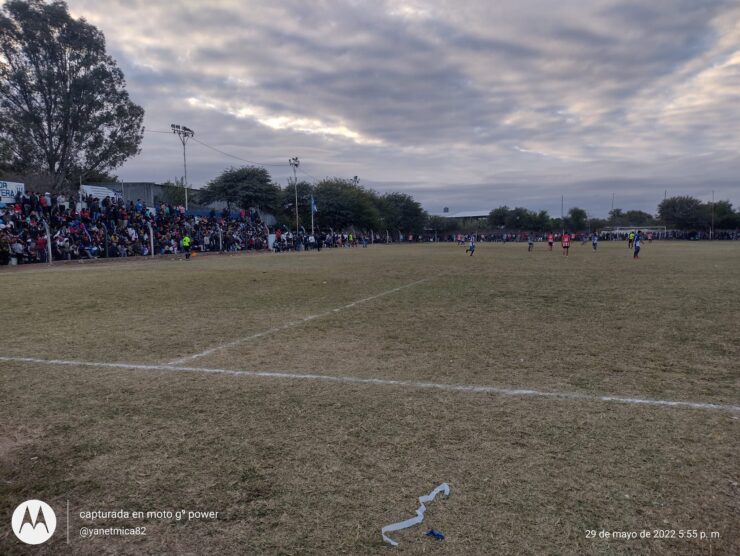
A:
[171, 124, 195, 211]
[289, 156, 300, 232]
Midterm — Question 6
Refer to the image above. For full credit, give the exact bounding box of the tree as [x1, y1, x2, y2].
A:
[504, 207, 535, 230]
[377, 192, 426, 234]
[534, 210, 551, 232]
[589, 217, 608, 231]
[658, 196, 707, 230]
[623, 210, 655, 226]
[711, 200, 739, 230]
[278, 180, 314, 228]
[157, 179, 187, 206]
[0, 0, 144, 191]
[199, 166, 279, 214]
[608, 208, 626, 226]
[314, 178, 380, 230]
[488, 206, 509, 228]
[608, 208, 654, 227]
[239, 170, 279, 214]
[427, 215, 456, 237]
[565, 207, 588, 231]
[0, 109, 11, 174]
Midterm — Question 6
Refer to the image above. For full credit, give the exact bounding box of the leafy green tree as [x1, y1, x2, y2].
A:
[199, 169, 240, 211]
[565, 207, 588, 231]
[377, 192, 426, 234]
[314, 178, 380, 230]
[200, 166, 279, 214]
[658, 196, 707, 229]
[427, 215, 456, 236]
[0, 109, 11, 174]
[623, 210, 655, 226]
[504, 207, 534, 230]
[488, 206, 509, 228]
[278, 180, 315, 228]
[589, 217, 608, 231]
[711, 200, 739, 229]
[0, 0, 144, 191]
[534, 210, 551, 232]
[157, 179, 187, 206]
[608, 208, 626, 226]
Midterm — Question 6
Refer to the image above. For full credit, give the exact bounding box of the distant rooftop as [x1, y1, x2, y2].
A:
[433, 210, 491, 218]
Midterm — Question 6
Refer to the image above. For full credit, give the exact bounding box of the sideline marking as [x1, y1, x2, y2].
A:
[1, 355, 738, 413]
[165, 278, 430, 365]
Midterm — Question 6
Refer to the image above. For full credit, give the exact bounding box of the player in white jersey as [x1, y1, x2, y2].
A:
[465, 235, 476, 256]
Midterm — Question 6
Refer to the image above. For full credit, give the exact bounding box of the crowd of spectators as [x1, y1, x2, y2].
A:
[3, 191, 737, 265]
[0, 190, 270, 265]
[272, 229, 373, 251]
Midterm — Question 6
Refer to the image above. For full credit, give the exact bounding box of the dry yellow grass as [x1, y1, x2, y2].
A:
[1, 242, 738, 554]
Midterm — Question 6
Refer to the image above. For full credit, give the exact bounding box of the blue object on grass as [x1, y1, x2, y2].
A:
[425, 528, 445, 540]
[381, 483, 450, 547]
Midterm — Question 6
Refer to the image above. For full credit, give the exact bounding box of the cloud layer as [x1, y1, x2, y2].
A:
[66, 0, 740, 215]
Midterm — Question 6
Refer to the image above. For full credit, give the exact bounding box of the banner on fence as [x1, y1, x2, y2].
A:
[0, 181, 24, 204]
[81, 184, 124, 201]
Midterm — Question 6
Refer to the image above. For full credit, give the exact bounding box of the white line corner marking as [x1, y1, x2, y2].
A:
[166, 278, 430, 365]
[0, 356, 738, 413]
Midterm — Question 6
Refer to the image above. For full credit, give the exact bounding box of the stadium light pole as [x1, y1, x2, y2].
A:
[289, 157, 300, 232]
[171, 124, 194, 211]
[711, 190, 715, 240]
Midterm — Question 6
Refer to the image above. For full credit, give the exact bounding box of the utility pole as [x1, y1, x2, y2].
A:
[611, 193, 614, 212]
[171, 124, 194, 211]
[711, 190, 715, 240]
[289, 157, 300, 232]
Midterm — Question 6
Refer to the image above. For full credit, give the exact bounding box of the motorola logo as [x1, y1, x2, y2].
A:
[11, 500, 57, 545]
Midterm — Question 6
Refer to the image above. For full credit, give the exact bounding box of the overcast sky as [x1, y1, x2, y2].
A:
[66, 0, 739, 217]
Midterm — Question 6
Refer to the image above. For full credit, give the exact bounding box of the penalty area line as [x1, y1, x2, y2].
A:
[165, 277, 431, 366]
[1, 355, 738, 414]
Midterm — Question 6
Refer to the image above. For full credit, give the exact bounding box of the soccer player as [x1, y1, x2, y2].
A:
[592, 232, 599, 251]
[633, 231, 641, 259]
[628, 230, 635, 249]
[561, 231, 571, 256]
[465, 235, 476, 256]
[547, 232, 554, 251]
[182, 233, 192, 260]
[528, 235, 534, 252]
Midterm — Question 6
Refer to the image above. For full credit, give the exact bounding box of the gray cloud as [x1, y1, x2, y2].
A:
[65, 0, 740, 215]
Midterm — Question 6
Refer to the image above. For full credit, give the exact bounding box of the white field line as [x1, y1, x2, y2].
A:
[165, 278, 430, 366]
[1, 355, 738, 413]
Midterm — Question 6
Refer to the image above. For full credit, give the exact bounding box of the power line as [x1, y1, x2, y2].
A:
[143, 129, 289, 167]
[191, 137, 289, 167]
[297, 167, 321, 183]
[144, 128, 344, 184]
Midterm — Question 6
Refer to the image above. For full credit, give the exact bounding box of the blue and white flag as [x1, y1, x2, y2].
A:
[310, 195, 318, 213]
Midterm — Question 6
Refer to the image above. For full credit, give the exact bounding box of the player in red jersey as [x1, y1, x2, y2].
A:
[561, 231, 571, 256]
[547, 232, 554, 251]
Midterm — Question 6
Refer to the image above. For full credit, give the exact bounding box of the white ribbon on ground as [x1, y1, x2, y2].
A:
[381, 483, 450, 547]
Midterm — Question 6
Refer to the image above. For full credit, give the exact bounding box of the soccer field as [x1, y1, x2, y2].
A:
[1, 242, 738, 554]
